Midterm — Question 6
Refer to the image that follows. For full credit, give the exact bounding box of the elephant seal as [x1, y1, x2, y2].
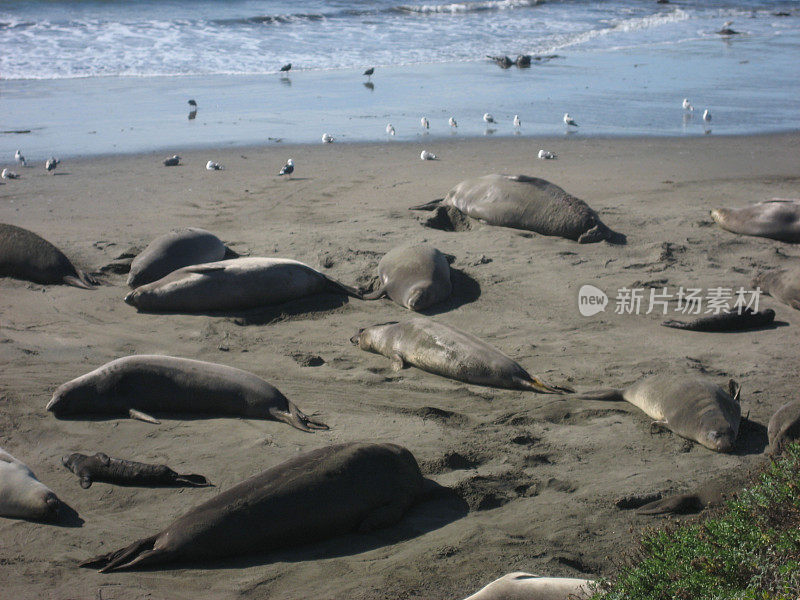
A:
[62, 453, 211, 489]
[711, 199, 800, 243]
[661, 307, 775, 332]
[363, 244, 452, 311]
[0, 447, 61, 521]
[576, 376, 741, 452]
[635, 480, 731, 516]
[753, 266, 800, 310]
[0, 223, 96, 289]
[410, 174, 621, 243]
[768, 400, 800, 454]
[351, 318, 571, 393]
[47, 354, 328, 432]
[461, 572, 595, 600]
[127, 227, 226, 288]
[80, 442, 423, 572]
[124, 257, 361, 312]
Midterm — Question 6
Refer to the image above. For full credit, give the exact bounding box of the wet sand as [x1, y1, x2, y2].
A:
[1, 132, 798, 599]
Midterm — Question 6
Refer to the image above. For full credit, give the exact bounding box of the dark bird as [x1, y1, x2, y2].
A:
[188, 99, 197, 107]
[45, 157, 60, 173]
[363, 67, 375, 78]
[717, 20, 739, 35]
[486, 55, 512, 68]
[280, 63, 292, 73]
[163, 155, 181, 167]
[515, 54, 531, 68]
[279, 158, 294, 177]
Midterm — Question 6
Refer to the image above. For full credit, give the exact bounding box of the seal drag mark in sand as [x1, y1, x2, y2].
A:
[768, 400, 800, 454]
[363, 244, 452, 311]
[80, 442, 424, 572]
[661, 308, 775, 332]
[711, 199, 800, 243]
[410, 174, 622, 243]
[461, 572, 595, 600]
[575, 376, 741, 452]
[753, 266, 800, 310]
[123, 257, 361, 313]
[351, 317, 571, 393]
[0, 223, 96, 289]
[47, 355, 328, 433]
[0, 447, 61, 521]
[62, 453, 211, 489]
[127, 227, 227, 288]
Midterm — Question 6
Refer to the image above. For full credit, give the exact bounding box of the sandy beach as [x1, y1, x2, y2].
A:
[1, 132, 799, 599]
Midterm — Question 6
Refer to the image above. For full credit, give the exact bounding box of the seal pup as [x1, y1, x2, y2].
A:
[80, 442, 423, 572]
[126, 227, 227, 288]
[753, 266, 800, 310]
[576, 375, 741, 452]
[768, 400, 800, 454]
[410, 174, 620, 243]
[123, 257, 361, 312]
[62, 453, 210, 489]
[363, 244, 452, 311]
[163, 155, 180, 166]
[461, 572, 595, 600]
[635, 479, 734, 515]
[0, 223, 96, 288]
[711, 199, 800, 242]
[661, 307, 775, 332]
[0, 447, 61, 521]
[47, 354, 328, 432]
[351, 318, 571, 393]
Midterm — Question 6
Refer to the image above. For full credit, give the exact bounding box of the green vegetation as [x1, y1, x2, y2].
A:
[592, 443, 800, 599]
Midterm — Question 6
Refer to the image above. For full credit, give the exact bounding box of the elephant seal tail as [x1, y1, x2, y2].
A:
[572, 388, 625, 401]
[361, 283, 387, 301]
[80, 535, 170, 572]
[273, 402, 329, 433]
[516, 376, 574, 394]
[174, 473, 213, 487]
[64, 269, 98, 289]
[408, 198, 444, 211]
[321, 273, 364, 300]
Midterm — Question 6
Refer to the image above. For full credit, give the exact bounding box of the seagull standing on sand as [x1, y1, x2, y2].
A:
[420, 117, 430, 130]
[563, 113, 578, 127]
[322, 133, 334, 143]
[682, 98, 694, 111]
[163, 155, 181, 166]
[483, 113, 495, 124]
[45, 157, 60, 174]
[449, 117, 458, 128]
[513, 115, 521, 128]
[420, 150, 438, 161]
[15, 149, 26, 166]
[363, 67, 374, 79]
[703, 109, 712, 122]
[279, 158, 294, 177]
[206, 161, 224, 171]
[538, 150, 557, 160]
[280, 63, 292, 73]
[2, 168, 20, 179]
[386, 123, 396, 136]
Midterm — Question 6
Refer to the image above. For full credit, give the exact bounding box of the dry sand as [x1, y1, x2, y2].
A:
[1, 133, 799, 599]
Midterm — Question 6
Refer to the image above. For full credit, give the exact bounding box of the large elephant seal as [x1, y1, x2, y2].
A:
[768, 400, 800, 454]
[0, 223, 95, 289]
[364, 244, 452, 311]
[127, 227, 226, 288]
[80, 442, 424, 572]
[661, 307, 775, 332]
[0, 447, 61, 521]
[124, 257, 361, 312]
[47, 354, 328, 432]
[753, 266, 800, 310]
[461, 572, 595, 600]
[711, 199, 800, 242]
[62, 453, 211, 489]
[576, 376, 741, 452]
[410, 174, 622, 244]
[351, 318, 571, 393]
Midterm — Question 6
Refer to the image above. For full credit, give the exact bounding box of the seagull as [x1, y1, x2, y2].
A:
[420, 150, 438, 161]
[483, 113, 495, 124]
[703, 109, 712, 122]
[322, 133, 334, 143]
[420, 117, 429, 130]
[386, 123, 396, 136]
[682, 98, 694, 111]
[163, 155, 180, 166]
[279, 158, 294, 176]
[188, 99, 197, 108]
[45, 157, 60, 173]
[537, 150, 557, 160]
[449, 117, 458, 128]
[15, 149, 26, 166]
[563, 113, 578, 127]
[363, 67, 374, 78]
[206, 160, 224, 171]
[1, 168, 20, 179]
[513, 115, 521, 128]
[717, 20, 738, 35]
[280, 63, 292, 73]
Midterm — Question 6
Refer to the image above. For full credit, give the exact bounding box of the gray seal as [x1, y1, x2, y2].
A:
[461, 573, 594, 600]
[410, 174, 622, 243]
[80, 442, 424, 572]
[127, 227, 226, 288]
[47, 354, 328, 432]
[351, 317, 571, 393]
[711, 199, 800, 243]
[62, 452, 211, 489]
[363, 244, 452, 311]
[0, 223, 95, 289]
[753, 266, 800, 310]
[661, 307, 775, 332]
[576, 375, 741, 452]
[635, 480, 731, 515]
[0, 447, 61, 521]
[124, 257, 361, 312]
[768, 400, 800, 454]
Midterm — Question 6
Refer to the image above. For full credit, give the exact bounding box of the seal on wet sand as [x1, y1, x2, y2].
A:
[62, 453, 211, 489]
[80, 442, 424, 572]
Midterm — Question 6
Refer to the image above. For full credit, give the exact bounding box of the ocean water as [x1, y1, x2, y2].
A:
[1, 0, 798, 158]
